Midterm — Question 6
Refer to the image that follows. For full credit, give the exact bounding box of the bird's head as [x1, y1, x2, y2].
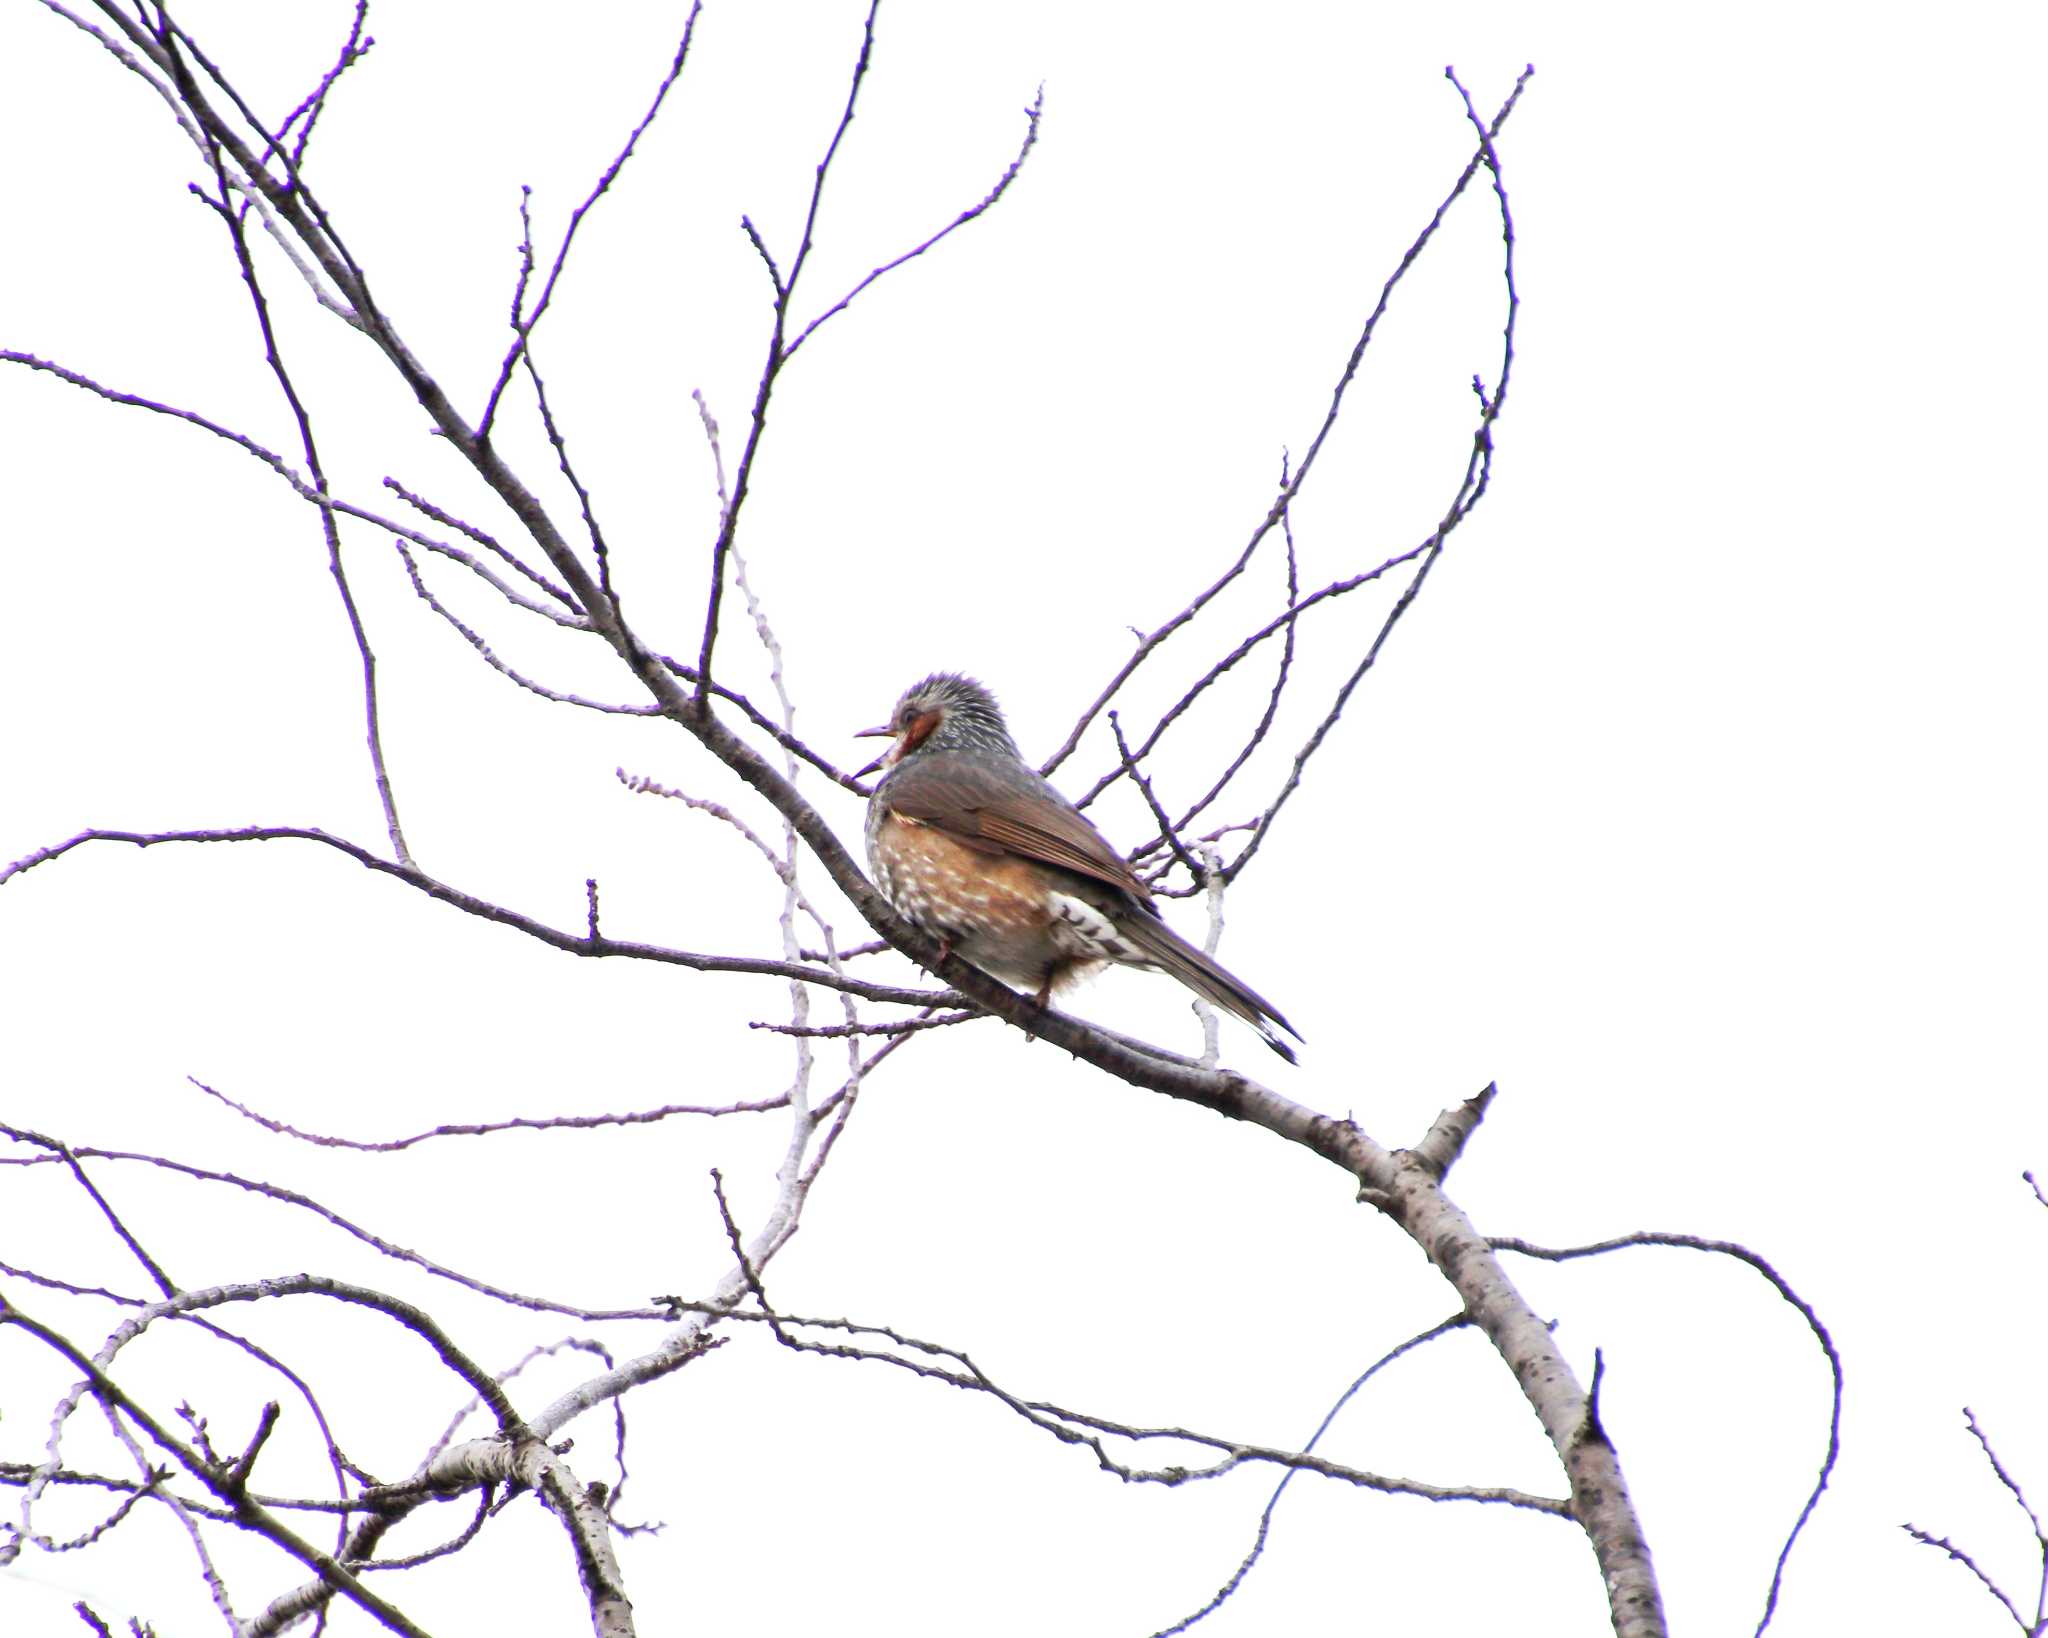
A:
[855, 672, 1017, 777]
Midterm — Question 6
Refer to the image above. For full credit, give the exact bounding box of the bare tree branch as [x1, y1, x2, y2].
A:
[190, 1076, 790, 1151]
[784, 86, 1043, 359]
[1151, 1312, 1474, 1633]
[1491, 1228, 1841, 1635]
[2, 21, 1688, 1634]
[1039, 71, 1533, 783]
[3, 1293, 438, 1638]
[477, 5, 704, 444]
[0, 826, 959, 1008]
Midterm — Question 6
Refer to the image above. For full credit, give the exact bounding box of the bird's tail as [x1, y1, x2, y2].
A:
[1118, 907, 1304, 1064]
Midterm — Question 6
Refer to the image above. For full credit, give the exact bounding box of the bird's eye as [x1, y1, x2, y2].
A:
[898, 708, 942, 754]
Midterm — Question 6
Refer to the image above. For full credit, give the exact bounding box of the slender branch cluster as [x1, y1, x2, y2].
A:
[1898, 1177, 2048, 1636]
[0, 9, 1851, 1638]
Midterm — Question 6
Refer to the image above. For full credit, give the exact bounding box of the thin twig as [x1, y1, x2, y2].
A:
[748, 1011, 975, 1039]
[477, 4, 704, 441]
[0, 826, 957, 1008]
[1134, 461, 1303, 875]
[784, 87, 1043, 359]
[1108, 710, 1201, 882]
[3, 1123, 666, 1323]
[396, 542, 660, 714]
[1901, 1524, 2032, 1633]
[1039, 77, 1531, 781]
[1491, 1227, 1837, 1636]
[274, 1, 371, 171]
[383, 475, 579, 611]
[1150, 1313, 1473, 1633]
[693, 0, 882, 701]
[190, 1077, 789, 1151]
[1222, 67, 1529, 886]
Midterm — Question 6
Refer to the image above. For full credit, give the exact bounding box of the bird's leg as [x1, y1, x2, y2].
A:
[1032, 959, 1068, 1012]
[1014, 971, 1058, 1049]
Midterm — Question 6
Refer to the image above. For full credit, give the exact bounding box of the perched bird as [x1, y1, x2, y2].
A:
[857, 673, 1302, 1062]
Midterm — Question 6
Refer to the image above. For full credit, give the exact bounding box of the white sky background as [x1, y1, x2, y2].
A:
[1, 1, 2043, 1634]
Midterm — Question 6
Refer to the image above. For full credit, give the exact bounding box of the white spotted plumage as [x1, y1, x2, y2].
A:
[1045, 891, 1149, 968]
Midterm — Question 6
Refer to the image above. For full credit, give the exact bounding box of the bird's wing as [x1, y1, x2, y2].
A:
[883, 752, 1150, 901]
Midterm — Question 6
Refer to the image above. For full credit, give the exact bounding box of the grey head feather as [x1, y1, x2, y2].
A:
[889, 672, 1021, 760]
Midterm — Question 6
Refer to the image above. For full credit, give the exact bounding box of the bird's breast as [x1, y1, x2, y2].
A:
[867, 808, 1042, 932]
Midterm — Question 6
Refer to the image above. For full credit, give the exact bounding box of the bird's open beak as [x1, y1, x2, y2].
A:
[852, 723, 894, 779]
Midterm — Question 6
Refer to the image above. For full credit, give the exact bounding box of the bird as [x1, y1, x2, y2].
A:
[856, 672, 1302, 1062]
